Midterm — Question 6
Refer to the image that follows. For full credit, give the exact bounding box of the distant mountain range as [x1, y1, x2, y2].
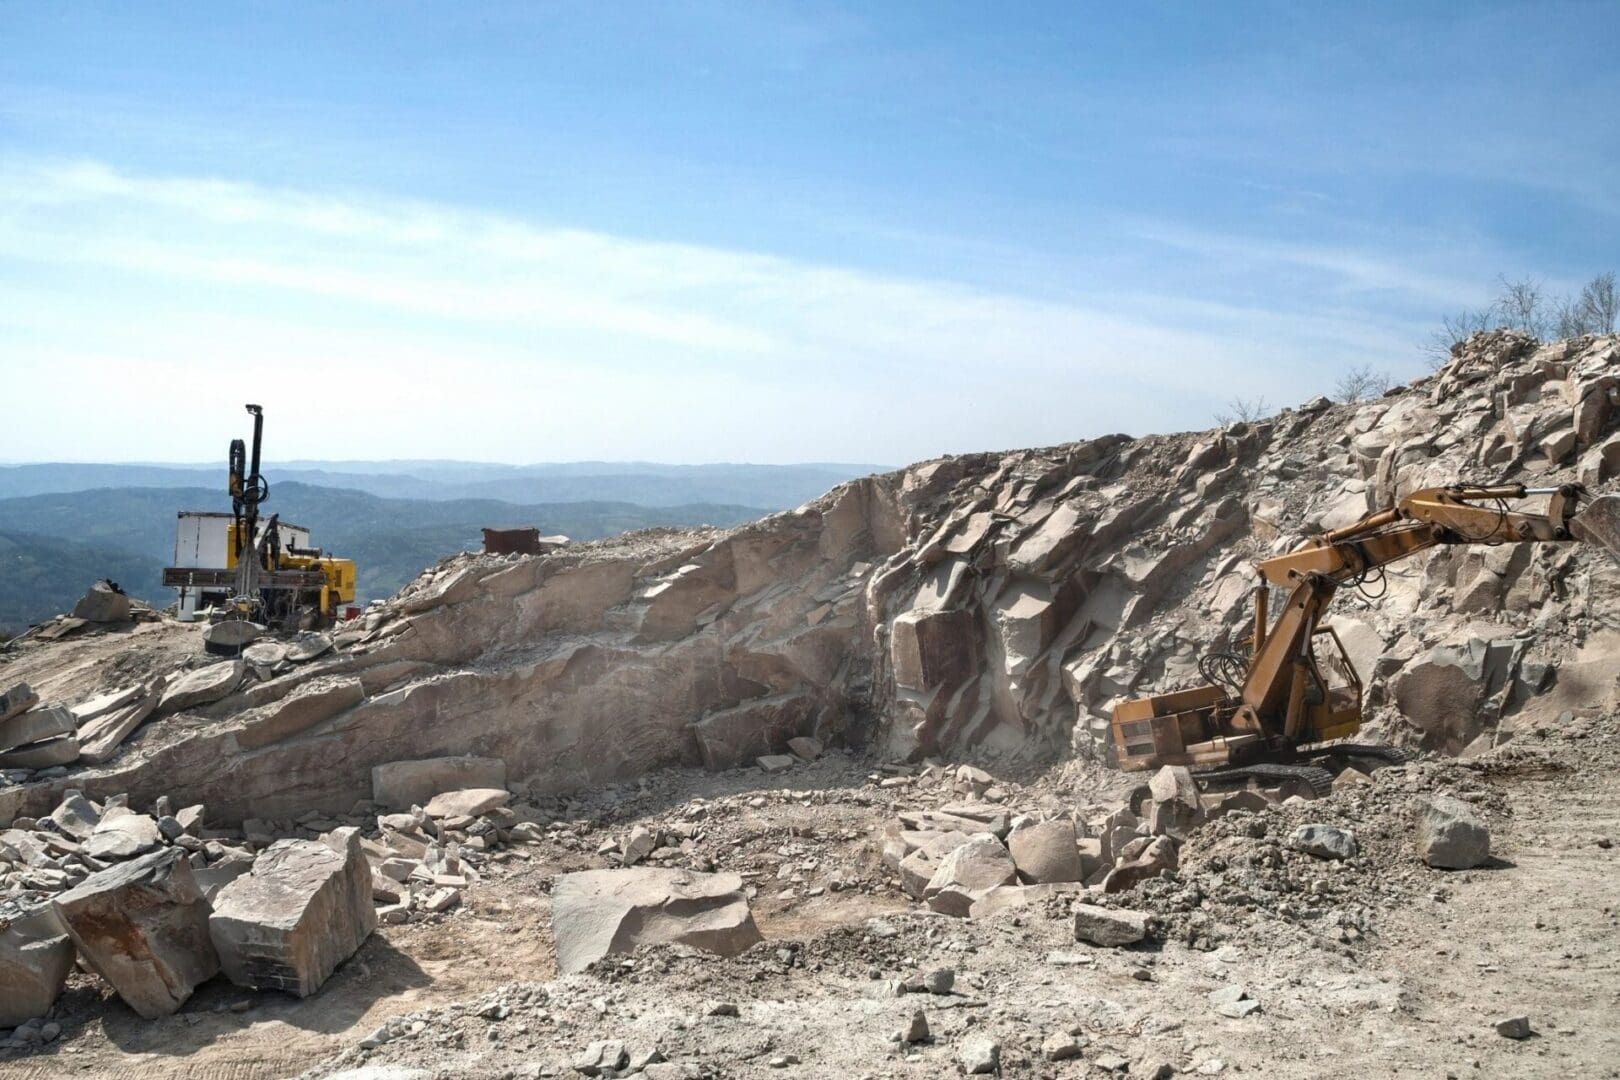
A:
[0, 460, 888, 632]
[0, 460, 889, 509]
[0, 481, 771, 632]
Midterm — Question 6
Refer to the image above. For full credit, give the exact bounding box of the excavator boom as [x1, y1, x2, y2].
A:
[1111, 483, 1620, 774]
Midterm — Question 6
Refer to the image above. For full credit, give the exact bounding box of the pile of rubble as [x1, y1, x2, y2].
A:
[0, 749, 785, 1046]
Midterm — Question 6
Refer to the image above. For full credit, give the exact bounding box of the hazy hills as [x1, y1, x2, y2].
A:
[0, 481, 769, 632]
[0, 461, 887, 508]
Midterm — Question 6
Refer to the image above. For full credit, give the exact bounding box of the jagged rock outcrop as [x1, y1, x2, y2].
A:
[1, 333, 1616, 825]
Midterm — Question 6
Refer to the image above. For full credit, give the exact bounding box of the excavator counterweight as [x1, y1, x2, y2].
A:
[1110, 484, 1620, 780]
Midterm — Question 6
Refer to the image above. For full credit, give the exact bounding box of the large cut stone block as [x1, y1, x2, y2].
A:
[1, 905, 76, 1027]
[691, 692, 816, 771]
[551, 868, 762, 974]
[73, 580, 132, 623]
[52, 848, 219, 1018]
[208, 827, 375, 997]
[891, 609, 978, 692]
[0, 706, 76, 754]
[371, 756, 507, 809]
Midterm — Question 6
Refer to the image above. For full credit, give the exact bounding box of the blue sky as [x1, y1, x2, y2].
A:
[1, 2, 1616, 465]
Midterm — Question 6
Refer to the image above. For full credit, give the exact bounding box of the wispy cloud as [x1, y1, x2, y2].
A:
[0, 157, 1461, 464]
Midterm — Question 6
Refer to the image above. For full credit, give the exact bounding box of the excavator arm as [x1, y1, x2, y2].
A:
[1112, 483, 1620, 771]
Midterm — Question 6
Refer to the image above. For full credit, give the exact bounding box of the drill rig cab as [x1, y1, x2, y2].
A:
[1110, 483, 1620, 789]
[163, 404, 356, 630]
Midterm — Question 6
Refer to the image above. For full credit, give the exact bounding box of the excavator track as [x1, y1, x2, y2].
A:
[1190, 762, 1335, 799]
[1313, 743, 1419, 769]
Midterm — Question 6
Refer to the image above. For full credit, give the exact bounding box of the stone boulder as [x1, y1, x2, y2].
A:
[72, 580, 131, 623]
[894, 830, 973, 898]
[1006, 820, 1082, 884]
[52, 848, 219, 1018]
[1416, 796, 1491, 869]
[923, 834, 1017, 916]
[371, 756, 507, 809]
[0, 905, 75, 1027]
[85, 812, 164, 860]
[1288, 824, 1358, 861]
[208, 828, 376, 996]
[551, 868, 762, 974]
[1102, 835, 1178, 893]
[159, 661, 245, 714]
[1073, 903, 1149, 947]
[0, 736, 79, 770]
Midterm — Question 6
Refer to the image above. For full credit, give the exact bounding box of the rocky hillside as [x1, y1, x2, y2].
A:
[2, 332, 1616, 825]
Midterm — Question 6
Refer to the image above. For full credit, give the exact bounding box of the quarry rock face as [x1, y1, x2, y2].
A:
[208, 827, 376, 996]
[51, 847, 219, 1019]
[0, 332, 1616, 829]
[0, 905, 76, 1027]
[550, 868, 762, 973]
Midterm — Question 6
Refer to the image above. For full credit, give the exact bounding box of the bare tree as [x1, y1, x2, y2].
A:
[1576, 270, 1618, 334]
[1214, 396, 1269, 425]
[1495, 275, 1547, 337]
[1333, 364, 1393, 403]
[1424, 308, 1496, 369]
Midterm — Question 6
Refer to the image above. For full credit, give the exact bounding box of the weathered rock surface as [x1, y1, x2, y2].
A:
[923, 834, 1017, 915]
[0, 705, 76, 753]
[72, 580, 131, 623]
[52, 848, 219, 1018]
[1006, 819, 1082, 883]
[422, 787, 509, 819]
[1288, 824, 1358, 861]
[1416, 795, 1491, 869]
[85, 812, 164, 860]
[159, 661, 244, 714]
[0, 905, 75, 1027]
[235, 677, 364, 750]
[372, 757, 508, 810]
[0, 682, 39, 723]
[550, 868, 762, 973]
[209, 828, 376, 996]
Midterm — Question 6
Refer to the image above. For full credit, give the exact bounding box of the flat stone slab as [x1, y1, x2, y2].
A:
[286, 633, 334, 663]
[209, 828, 376, 997]
[422, 788, 509, 819]
[0, 735, 80, 770]
[0, 905, 76, 1027]
[159, 661, 244, 714]
[551, 868, 762, 974]
[0, 706, 76, 754]
[86, 813, 164, 860]
[77, 684, 163, 765]
[236, 677, 364, 750]
[52, 848, 219, 1019]
[372, 756, 507, 809]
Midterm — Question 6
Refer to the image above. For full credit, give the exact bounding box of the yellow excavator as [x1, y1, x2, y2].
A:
[1111, 483, 1620, 790]
[163, 404, 356, 630]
